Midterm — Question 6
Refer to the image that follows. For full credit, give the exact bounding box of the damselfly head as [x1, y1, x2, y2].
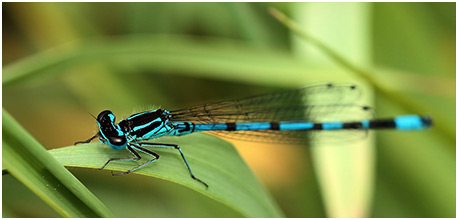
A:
[95, 110, 128, 150]
[97, 110, 115, 123]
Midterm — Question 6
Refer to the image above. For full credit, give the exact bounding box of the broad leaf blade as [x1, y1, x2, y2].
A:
[48, 134, 284, 218]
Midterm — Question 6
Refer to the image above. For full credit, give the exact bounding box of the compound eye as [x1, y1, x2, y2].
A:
[97, 110, 115, 123]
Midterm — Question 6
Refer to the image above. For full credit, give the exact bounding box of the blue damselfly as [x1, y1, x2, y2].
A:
[76, 83, 432, 188]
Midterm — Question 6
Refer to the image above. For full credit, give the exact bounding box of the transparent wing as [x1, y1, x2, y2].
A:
[168, 83, 372, 144]
[203, 105, 374, 144]
[170, 83, 362, 123]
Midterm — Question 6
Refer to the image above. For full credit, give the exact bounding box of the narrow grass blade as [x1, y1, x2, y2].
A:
[2, 109, 115, 217]
[286, 3, 373, 217]
[269, 7, 454, 144]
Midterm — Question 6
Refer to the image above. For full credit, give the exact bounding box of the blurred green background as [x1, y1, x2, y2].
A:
[2, 2, 455, 217]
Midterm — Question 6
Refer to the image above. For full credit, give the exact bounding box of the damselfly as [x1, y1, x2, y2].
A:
[75, 83, 432, 188]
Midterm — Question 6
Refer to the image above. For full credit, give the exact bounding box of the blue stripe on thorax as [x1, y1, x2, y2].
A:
[132, 122, 172, 140]
[131, 118, 162, 131]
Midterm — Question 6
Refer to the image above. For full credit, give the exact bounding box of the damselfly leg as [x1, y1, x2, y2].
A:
[100, 145, 142, 171]
[74, 133, 98, 145]
[137, 142, 209, 189]
[111, 144, 160, 176]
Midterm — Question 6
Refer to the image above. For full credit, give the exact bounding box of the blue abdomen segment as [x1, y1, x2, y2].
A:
[321, 122, 344, 130]
[278, 122, 314, 130]
[170, 115, 432, 135]
[192, 121, 320, 132]
[394, 115, 432, 130]
[172, 121, 351, 134]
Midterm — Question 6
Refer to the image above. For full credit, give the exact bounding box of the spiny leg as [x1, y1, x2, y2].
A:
[113, 143, 159, 176]
[99, 145, 141, 171]
[138, 142, 208, 189]
[74, 133, 98, 145]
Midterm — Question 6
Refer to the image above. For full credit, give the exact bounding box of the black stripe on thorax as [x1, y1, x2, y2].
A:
[132, 120, 163, 137]
[127, 110, 165, 127]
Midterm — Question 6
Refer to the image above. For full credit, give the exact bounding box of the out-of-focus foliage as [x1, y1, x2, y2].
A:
[3, 109, 115, 217]
[3, 2, 455, 217]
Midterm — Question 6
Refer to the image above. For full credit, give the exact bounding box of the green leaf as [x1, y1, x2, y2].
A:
[2, 35, 352, 88]
[48, 134, 284, 218]
[269, 6, 454, 144]
[278, 3, 374, 218]
[2, 108, 115, 218]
